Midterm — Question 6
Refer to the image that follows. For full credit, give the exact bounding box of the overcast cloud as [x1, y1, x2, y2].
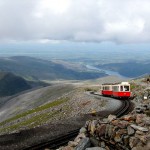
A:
[0, 0, 150, 43]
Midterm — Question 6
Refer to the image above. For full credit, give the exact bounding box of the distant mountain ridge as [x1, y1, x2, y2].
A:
[0, 72, 31, 96]
[0, 56, 106, 80]
[97, 62, 150, 78]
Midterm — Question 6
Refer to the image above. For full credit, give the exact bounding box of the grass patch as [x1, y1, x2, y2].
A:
[130, 82, 142, 91]
[0, 97, 69, 127]
[0, 110, 60, 133]
[84, 87, 98, 92]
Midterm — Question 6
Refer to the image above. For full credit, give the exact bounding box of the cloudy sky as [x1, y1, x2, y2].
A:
[0, 0, 150, 45]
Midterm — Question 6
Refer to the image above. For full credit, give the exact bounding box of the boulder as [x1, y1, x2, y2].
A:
[130, 124, 149, 132]
[75, 137, 91, 150]
[107, 114, 116, 122]
[127, 126, 135, 135]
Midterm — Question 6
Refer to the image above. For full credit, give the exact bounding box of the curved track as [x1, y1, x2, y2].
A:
[23, 93, 132, 150]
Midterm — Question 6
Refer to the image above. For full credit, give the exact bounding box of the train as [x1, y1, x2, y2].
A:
[100, 82, 131, 99]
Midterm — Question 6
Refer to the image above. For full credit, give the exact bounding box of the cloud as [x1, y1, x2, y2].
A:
[0, 0, 150, 43]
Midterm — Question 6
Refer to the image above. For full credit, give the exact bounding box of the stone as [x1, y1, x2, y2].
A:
[111, 120, 119, 126]
[80, 127, 87, 134]
[105, 124, 110, 138]
[135, 130, 144, 135]
[91, 110, 97, 116]
[123, 114, 135, 121]
[107, 125, 114, 138]
[95, 124, 106, 137]
[117, 121, 129, 128]
[85, 121, 90, 129]
[102, 118, 108, 122]
[135, 135, 148, 144]
[130, 124, 149, 132]
[75, 137, 91, 150]
[68, 141, 78, 147]
[85, 147, 106, 150]
[142, 117, 150, 125]
[117, 129, 127, 135]
[90, 137, 99, 146]
[100, 141, 105, 148]
[62, 146, 74, 150]
[131, 147, 138, 150]
[136, 114, 144, 124]
[129, 137, 140, 148]
[114, 132, 122, 143]
[90, 120, 98, 135]
[74, 133, 86, 143]
[127, 126, 135, 135]
[105, 146, 110, 150]
[123, 135, 129, 146]
[109, 140, 115, 145]
[88, 121, 92, 131]
[110, 126, 118, 139]
[108, 114, 116, 122]
[132, 146, 144, 150]
[145, 141, 150, 150]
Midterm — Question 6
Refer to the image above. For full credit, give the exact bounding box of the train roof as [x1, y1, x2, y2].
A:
[102, 82, 130, 86]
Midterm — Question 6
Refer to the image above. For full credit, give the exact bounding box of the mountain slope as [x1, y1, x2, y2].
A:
[0, 72, 31, 96]
[97, 62, 150, 77]
[0, 56, 106, 80]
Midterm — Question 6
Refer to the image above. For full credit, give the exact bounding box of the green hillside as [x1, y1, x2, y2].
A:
[0, 72, 31, 96]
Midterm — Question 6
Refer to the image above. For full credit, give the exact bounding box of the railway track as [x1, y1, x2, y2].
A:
[24, 93, 131, 150]
[23, 129, 80, 150]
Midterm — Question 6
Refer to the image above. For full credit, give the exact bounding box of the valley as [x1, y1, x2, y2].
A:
[0, 56, 106, 80]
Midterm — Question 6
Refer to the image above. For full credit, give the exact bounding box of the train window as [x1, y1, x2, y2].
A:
[106, 86, 109, 90]
[124, 86, 129, 91]
[113, 86, 119, 91]
[120, 86, 123, 91]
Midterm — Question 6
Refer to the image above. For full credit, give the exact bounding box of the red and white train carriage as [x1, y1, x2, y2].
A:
[101, 82, 131, 99]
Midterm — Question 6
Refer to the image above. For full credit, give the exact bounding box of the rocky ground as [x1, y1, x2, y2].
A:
[58, 76, 150, 150]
